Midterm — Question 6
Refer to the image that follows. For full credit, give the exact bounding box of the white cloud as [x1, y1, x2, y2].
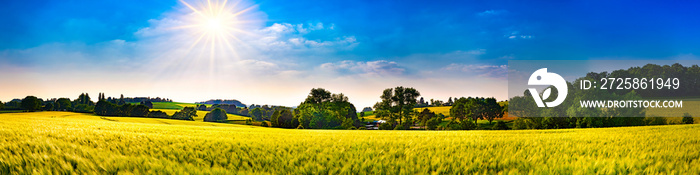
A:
[443, 63, 508, 79]
[320, 60, 406, 77]
[477, 10, 507, 16]
[506, 31, 533, 40]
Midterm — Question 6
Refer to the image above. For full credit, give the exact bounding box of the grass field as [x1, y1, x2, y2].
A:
[646, 100, 700, 117]
[132, 102, 210, 110]
[1, 111, 698, 174]
[151, 109, 249, 122]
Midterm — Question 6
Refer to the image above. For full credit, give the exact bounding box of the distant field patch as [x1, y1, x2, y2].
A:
[151, 109, 249, 122]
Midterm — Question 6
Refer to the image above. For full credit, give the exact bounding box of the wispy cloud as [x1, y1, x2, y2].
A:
[506, 31, 533, 40]
[320, 60, 406, 77]
[442, 63, 508, 79]
[477, 10, 508, 17]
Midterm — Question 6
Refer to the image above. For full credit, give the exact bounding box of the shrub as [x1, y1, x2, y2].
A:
[512, 118, 528, 130]
[460, 119, 477, 130]
[446, 121, 461, 130]
[682, 113, 694, 124]
[645, 117, 666, 126]
[260, 121, 269, 127]
[426, 118, 440, 130]
[492, 121, 510, 130]
[148, 111, 169, 118]
[204, 108, 228, 122]
[378, 122, 393, 130]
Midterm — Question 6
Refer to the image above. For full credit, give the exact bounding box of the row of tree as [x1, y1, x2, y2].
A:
[586, 63, 700, 98]
[94, 100, 196, 120]
[196, 88, 362, 129]
[2, 94, 94, 112]
[509, 63, 699, 129]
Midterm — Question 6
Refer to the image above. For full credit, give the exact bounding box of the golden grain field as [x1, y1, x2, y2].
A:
[0, 111, 698, 174]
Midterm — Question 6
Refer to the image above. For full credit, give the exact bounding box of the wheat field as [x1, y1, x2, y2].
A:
[0, 111, 698, 174]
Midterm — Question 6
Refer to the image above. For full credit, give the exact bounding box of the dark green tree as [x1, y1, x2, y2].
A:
[131, 105, 150, 117]
[374, 86, 420, 126]
[172, 107, 197, 121]
[304, 88, 332, 104]
[492, 121, 510, 130]
[148, 110, 169, 118]
[483, 98, 503, 124]
[118, 94, 126, 105]
[140, 101, 154, 109]
[21, 96, 42, 111]
[682, 113, 694, 124]
[250, 107, 263, 121]
[43, 102, 54, 111]
[95, 101, 118, 116]
[55, 98, 72, 111]
[426, 118, 441, 130]
[204, 108, 228, 122]
[297, 88, 358, 129]
[417, 108, 436, 127]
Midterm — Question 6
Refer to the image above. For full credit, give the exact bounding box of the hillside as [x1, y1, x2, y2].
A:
[1, 112, 697, 174]
[196, 99, 246, 107]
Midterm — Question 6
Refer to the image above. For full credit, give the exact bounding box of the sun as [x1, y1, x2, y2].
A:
[176, 0, 258, 57]
[205, 17, 223, 32]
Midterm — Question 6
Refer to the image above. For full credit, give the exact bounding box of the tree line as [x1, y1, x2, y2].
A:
[509, 63, 698, 129]
[371, 86, 506, 130]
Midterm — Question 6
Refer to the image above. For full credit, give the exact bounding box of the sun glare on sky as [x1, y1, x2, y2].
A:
[176, 0, 258, 58]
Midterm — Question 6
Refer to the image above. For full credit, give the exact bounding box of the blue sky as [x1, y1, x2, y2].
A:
[1, 0, 699, 107]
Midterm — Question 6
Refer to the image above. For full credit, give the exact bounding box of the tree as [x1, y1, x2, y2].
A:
[250, 107, 263, 121]
[140, 101, 153, 109]
[131, 105, 150, 117]
[417, 108, 436, 127]
[95, 101, 118, 116]
[492, 121, 510, 130]
[297, 88, 358, 129]
[21, 96, 42, 111]
[43, 102, 54, 111]
[76, 93, 93, 105]
[426, 118, 440, 130]
[483, 98, 503, 124]
[204, 108, 228, 122]
[172, 107, 197, 121]
[450, 97, 472, 122]
[682, 113, 694, 124]
[148, 110, 169, 118]
[118, 94, 126, 105]
[374, 86, 420, 126]
[73, 104, 94, 113]
[197, 104, 207, 111]
[305, 88, 332, 104]
[342, 118, 355, 129]
[271, 110, 282, 127]
[0, 100, 3, 110]
[260, 121, 269, 127]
